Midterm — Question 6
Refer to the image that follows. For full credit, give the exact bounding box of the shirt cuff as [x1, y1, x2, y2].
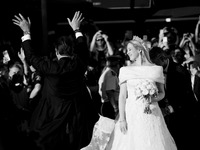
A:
[21, 34, 31, 42]
[75, 32, 83, 38]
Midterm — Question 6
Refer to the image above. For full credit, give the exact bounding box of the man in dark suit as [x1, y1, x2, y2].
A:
[149, 46, 197, 150]
[12, 11, 99, 150]
[189, 61, 200, 117]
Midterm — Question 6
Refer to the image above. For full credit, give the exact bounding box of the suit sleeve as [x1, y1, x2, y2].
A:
[22, 39, 56, 74]
[74, 35, 90, 67]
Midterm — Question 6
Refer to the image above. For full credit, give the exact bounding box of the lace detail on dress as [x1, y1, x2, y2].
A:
[81, 115, 115, 150]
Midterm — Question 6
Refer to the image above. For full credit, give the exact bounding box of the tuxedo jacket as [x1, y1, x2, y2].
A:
[164, 59, 196, 113]
[21, 34, 99, 150]
[193, 75, 200, 102]
[193, 74, 200, 115]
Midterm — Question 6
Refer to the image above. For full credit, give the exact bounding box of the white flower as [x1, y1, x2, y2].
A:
[146, 84, 152, 90]
[142, 88, 149, 95]
[149, 89, 156, 95]
[135, 79, 158, 99]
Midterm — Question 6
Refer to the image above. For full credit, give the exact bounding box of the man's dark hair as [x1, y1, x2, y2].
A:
[149, 47, 168, 61]
[163, 26, 178, 47]
[54, 35, 75, 56]
[189, 60, 200, 69]
[106, 55, 121, 67]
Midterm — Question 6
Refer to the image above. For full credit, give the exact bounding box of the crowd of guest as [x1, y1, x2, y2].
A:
[0, 10, 199, 150]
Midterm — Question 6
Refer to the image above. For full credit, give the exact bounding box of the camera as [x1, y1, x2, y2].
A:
[2, 50, 10, 64]
[12, 74, 23, 85]
[163, 37, 168, 43]
[9, 73, 24, 92]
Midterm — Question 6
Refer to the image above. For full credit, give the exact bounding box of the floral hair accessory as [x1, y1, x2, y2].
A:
[135, 79, 158, 114]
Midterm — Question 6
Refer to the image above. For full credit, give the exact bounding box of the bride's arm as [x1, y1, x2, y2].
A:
[118, 82, 128, 134]
[118, 82, 127, 121]
[151, 82, 165, 102]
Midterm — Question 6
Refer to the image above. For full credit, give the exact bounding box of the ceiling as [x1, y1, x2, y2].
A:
[2, 0, 200, 23]
[1, 0, 200, 39]
[1, 0, 200, 55]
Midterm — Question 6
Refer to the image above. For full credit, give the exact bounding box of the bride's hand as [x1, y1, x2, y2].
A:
[119, 120, 127, 134]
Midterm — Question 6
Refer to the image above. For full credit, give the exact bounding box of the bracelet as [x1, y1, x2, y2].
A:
[74, 29, 81, 33]
[23, 31, 31, 35]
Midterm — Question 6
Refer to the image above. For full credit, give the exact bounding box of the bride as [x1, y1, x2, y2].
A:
[81, 36, 177, 150]
[105, 36, 177, 150]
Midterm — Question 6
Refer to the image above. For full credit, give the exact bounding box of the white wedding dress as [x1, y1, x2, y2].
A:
[106, 65, 177, 150]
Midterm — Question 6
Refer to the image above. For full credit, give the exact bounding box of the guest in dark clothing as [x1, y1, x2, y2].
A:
[188, 61, 200, 118]
[12, 11, 99, 150]
[27, 65, 43, 112]
[149, 46, 197, 150]
[165, 56, 197, 150]
[0, 64, 16, 150]
[89, 30, 114, 78]
[0, 60, 37, 150]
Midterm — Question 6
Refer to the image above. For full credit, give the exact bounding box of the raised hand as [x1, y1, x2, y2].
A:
[67, 11, 84, 31]
[102, 34, 108, 41]
[94, 30, 102, 38]
[18, 47, 26, 62]
[12, 13, 31, 34]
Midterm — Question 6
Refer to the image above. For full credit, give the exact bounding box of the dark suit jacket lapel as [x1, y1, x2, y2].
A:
[193, 75, 200, 101]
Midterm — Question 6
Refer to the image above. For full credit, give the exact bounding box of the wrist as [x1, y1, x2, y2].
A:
[114, 106, 118, 112]
[119, 120, 125, 123]
[21, 60, 26, 63]
[74, 29, 81, 33]
[23, 31, 31, 35]
[119, 117, 125, 122]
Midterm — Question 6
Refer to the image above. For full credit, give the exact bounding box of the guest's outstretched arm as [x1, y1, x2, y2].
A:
[195, 15, 200, 44]
[68, 11, 89, 66]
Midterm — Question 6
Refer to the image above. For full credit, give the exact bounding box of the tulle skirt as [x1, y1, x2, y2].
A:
[81, 99, 177, 150]
[80, 115, 116, 150]
[106, 100, 177, 150]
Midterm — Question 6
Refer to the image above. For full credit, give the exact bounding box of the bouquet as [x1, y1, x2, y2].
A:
[135, 79, 158, 114]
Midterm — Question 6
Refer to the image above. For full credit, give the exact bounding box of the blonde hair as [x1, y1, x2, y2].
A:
[128, 36, 153, 64]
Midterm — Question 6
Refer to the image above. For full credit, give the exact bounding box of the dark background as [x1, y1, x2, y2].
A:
[1, 0, 200, 55]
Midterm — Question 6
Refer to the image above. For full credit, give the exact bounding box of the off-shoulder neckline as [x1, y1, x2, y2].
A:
[126, 64, 160, 67]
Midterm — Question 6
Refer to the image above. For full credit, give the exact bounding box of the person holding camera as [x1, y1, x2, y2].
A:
[153, 27, 197, 150]
[158, 26, 179, 54]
